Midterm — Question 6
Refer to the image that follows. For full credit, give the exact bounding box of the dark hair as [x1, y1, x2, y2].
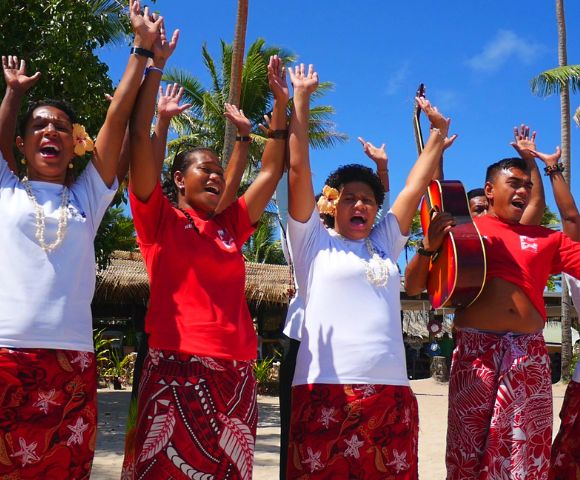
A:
[19, 99, 78, 137]
[162, 147, 220, 206]
[320, 163, 385, 228]
[485, 157, 529, 183]
[467, 188, 485, 200]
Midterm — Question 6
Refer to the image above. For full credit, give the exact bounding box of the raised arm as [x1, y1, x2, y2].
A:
[530, 146, 580, 241]
[216, 103, 252, 214]
[510, 125, 545, 225]
[390, 97, 450, 234]
[129, 19, 179, 201]
[288, 64, 319, 223]
[0, 56, 41, 173]
[404, 211, 455, 295]
[93, 0, 162, 188]
[242, 55, 288, 224]
[358, 137, 389, 193]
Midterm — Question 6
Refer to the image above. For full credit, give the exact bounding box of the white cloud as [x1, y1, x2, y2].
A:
[466, 30, 545, 73]
[386, 63, 409, 95]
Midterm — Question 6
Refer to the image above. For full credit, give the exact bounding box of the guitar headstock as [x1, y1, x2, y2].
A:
[415, 83, 426, 113]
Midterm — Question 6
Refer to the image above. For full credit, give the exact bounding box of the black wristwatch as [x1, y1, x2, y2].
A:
[417, 242, 437, 257]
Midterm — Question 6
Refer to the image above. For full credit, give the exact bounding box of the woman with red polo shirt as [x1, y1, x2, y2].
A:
[125, 55, 287, 479]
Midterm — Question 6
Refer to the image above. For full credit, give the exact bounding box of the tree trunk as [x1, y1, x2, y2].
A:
[222, 0, 249, 167]
[556, 0, 572, 382]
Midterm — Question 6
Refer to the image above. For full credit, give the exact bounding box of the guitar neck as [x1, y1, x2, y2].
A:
[413, 106, 424, 155]
[413, 83, 426, 156]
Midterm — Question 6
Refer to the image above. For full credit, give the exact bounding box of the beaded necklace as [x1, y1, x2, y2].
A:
[21, 176, 70, 253]
[177, 207, 200, 234]
[334, 231, 390, 287]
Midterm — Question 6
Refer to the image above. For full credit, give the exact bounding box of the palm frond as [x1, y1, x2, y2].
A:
[530, 65, 580, 97]
[202, 43, 222, 94]
[163, 68, 205, 117]
[87, 0, 129, 46]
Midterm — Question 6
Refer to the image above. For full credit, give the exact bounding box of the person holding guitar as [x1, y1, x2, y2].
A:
[285, 62, 451, 479]
[405, 127, 579, 478]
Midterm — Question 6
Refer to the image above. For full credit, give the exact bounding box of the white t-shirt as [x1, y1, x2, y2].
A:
[564, 274, 580, 382]
[288, 206, 408, 386]
[0, 155, 117, 352]
[279, 185, 391, 342]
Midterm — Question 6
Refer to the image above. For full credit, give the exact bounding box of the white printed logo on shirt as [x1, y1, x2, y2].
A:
[520, 235, 538, 253]
[217, 228, 235, 249]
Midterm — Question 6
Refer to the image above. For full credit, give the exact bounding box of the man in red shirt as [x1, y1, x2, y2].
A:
[408, 157, 580, 479]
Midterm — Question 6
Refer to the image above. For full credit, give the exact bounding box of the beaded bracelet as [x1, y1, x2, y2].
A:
[544, 163, 565, 176]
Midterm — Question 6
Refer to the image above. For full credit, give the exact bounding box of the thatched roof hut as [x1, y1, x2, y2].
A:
[94, 250, 292, 306]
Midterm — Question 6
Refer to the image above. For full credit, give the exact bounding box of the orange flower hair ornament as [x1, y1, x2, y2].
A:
[72, 123, 94, 156]
[317, 185, 341, 216]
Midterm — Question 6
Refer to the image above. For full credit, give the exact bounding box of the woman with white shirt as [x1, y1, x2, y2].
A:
[285, 62, 452, 479]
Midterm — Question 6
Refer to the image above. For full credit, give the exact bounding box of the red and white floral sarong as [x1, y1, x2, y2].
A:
[122, 348, 257, 480]
[287, 383, 418, 479]
[549, 380, 580, 479]
[446, 329, 552, 480]
[0, 347, 97, 479]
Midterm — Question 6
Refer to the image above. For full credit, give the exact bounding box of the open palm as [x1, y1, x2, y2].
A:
[2, 55, 41, 93]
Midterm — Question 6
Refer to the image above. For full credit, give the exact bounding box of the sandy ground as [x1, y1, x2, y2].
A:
[91, 379, 567, 479]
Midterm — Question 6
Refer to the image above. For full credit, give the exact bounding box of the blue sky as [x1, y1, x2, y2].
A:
[99, 0, 580, 222]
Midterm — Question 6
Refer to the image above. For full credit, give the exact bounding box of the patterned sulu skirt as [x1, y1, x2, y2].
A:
[122, 348, 257, 480]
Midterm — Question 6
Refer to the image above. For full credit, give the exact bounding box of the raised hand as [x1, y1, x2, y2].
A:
[443, 134, 458, 151]
[288, 63, 319, 96]
[529, 146, 562, 168]
[358, 137, 387, 169]
[152, 19, 179, 68]
[2, 55, 41, 94]
[258, 114, 272, 136]
[157, 83, 191, 120]
[510, 124, 536, 160]
[416, 96, 450, 139]
[424, 211, 455, 252]
[223, 103, 251, 136]
[268, 55, 289, 103]
[129, 0, 162, 50]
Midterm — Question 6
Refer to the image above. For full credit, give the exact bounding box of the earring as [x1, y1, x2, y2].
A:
[68, 161, 74, 169]
[20, 158, 26, 165]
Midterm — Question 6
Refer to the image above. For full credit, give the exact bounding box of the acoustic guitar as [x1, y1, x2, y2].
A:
[414, 84, 486, 309]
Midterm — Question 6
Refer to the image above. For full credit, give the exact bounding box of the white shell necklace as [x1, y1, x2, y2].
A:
[21, 176, 70, 253]
[334, 231, 390, 287]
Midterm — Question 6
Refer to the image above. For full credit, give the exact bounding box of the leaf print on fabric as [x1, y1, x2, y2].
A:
[217, 413, 254, 480]
[197, 356, 226, 372]
[0, 436, 11, 467]
[138, 404, 176, 463]
[166, 444, 215, 480]
[57, 351, 74, 372]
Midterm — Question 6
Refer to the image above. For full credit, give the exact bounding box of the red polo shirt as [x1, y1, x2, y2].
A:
[475, 214, 580, 319]
[130, 183, 256, 360]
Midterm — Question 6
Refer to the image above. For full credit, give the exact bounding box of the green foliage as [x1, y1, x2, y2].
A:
[95, 206, 137, 271]
[164, 38, 347, 171]
[530, 65, 580, 97]
[93, 328, 112, 379]
[253, 356, 278, 384]
[404, 210, 423, 262]
[0, 0, 130, 137]
[570, 350, 579, 381]
[541, 205, 560, 228]
[243, 213, 286, 265]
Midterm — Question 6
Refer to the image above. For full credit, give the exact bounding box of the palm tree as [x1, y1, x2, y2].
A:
[530, 0, 579, 382]
[243, 214, 286, 264]
[223, 0, 249, 167]
[163, 39, 347, 171]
